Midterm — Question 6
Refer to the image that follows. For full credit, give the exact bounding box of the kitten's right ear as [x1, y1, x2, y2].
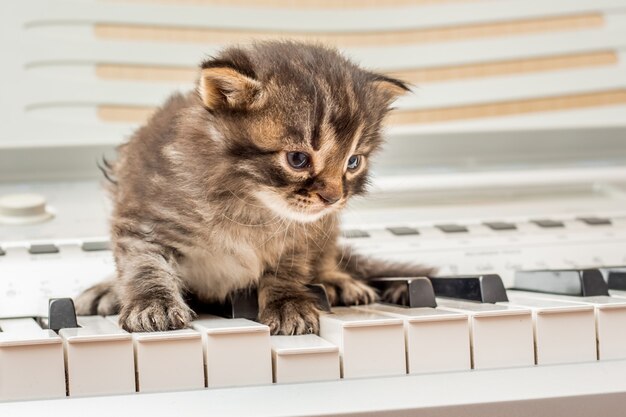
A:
[198, 66, 262, 111]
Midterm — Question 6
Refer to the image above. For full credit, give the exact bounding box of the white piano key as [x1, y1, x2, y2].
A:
[106, 316, 204, 393]
[270, 335, 340, 384]
[0, 318, 65, 401]
[192, 316, 272, 388]
[60, 316, 135, 396]
[318, 307, 405, 378]
[358, 303, 471, 374]
[609, 289, 626, 299]
[500, 296, 597, 365]
[436, 299, 534, 369]
[507, 290, 626, 360]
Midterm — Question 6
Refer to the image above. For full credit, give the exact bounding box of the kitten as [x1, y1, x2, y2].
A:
[75, 41, 432, 334]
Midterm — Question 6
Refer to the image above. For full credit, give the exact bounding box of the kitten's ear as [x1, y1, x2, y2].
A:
[198, 66, 262, 110]
[370, 74, 411, 104]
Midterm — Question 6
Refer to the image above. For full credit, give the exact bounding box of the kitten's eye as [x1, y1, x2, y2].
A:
[287, 152, 310, 169]
[347, 155, 361, 170]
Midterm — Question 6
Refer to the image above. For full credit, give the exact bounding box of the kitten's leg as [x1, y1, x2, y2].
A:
[115, 238, 194, 332]
[74, 279, 120, 316]
[257, 274, 321, 335]
[317, 270, 378, 306]
[315, 245, 378, 306]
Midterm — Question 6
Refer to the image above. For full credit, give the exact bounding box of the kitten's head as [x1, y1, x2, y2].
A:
[197, 41, 408, 223]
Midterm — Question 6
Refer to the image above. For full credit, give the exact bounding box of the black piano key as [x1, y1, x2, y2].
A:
[578, 217, 612, 226]
[195, 289, 259, 320]
[0, 247, 5, 256]
[306, 284, 332, 312]
[387, 226, 419, 236]
[599, 267, 626, 291]
[514, 269, 609, 297]
[531, 219, 565, 228]
[29, 244, 59, 255]
[48, 298, 79, 331]
[81, 240, 111, 252]
[341, 229, 370, 238]
[370, 277, 436, 308]
[429, 275, 509, 303]
[194, 284, 332, 319]
[436, 224, 468, 233]
[483, 221, 517, 231]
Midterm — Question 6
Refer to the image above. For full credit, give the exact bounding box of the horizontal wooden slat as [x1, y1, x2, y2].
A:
[94, 51, 618, 83]
[96, 65, 197, 82]
[97, 89, 626, 125]
[98, 106, 155, 123]
[390, 51, 618, 83]
[389, 89, 626, 124]
[103, 0, 488, 8]
[94, 13, 604, 47]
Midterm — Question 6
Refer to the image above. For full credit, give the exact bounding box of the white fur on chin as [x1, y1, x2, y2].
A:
[254, 189, 329, 223]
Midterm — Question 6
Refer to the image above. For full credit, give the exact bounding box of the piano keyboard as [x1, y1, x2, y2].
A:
[3, 271, 626, 407]
[3, 0, 626, 414]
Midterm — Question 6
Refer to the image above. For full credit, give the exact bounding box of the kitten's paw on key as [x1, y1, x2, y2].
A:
[119, 298, 195, 332]
[339, 279, 378, 305]
[259, 299, 320, 335]
[320, 273, 378, 306]
[74, 280, 120, 316]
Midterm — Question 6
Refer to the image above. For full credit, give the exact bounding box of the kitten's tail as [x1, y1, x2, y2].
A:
[337, 245, 437, 280]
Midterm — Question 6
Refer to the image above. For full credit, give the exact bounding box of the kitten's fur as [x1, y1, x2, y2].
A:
[75, 41, 432, 334]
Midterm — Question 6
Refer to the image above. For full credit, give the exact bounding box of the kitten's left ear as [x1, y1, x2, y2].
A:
[198, 66, 262, 111]
[370, 74, 411, 104]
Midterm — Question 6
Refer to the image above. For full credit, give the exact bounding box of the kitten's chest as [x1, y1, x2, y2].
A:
[177, 230, 286, 301]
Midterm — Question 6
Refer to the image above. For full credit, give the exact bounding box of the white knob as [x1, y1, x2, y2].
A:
[0, 193, 54, 225]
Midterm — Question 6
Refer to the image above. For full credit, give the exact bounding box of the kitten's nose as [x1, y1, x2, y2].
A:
[317, 191, 341, 205]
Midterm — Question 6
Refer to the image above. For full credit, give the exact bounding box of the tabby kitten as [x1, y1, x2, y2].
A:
[75, 41, 431, 334]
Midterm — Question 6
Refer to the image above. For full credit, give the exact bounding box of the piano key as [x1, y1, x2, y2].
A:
[370, 277, 437, 308]
[341, 229, 370, 239]
[359, 303, 470, 374]
[500, 296, 596, 365]
[270, 335, 340, 384]
[599, 266, 626, 291]
[577, 217, 612, 226]
[435, 224, 468, 233]
[319, 307, 405, 378]
[48, 298, 79, 332]
[436, 299, 534, 369]
[192, 316, 272, 388]
[0, 247, 5, 256]
[507, 290, 626, 360]
[531, 219, 565, 228]
[483, 221, 517, 231]
[28, 243, 59, 255]
[81, 240, 111, 252]
[106, 316, 204, 393]
[60, 316, 135, 396]
[514, 269, 609, 297]
[197, 284, 331, 319]
[386, 226, 419, 236]
[307, 284, 332, 312]
[0, 318, 66, 401]
[197, 289, 259, 320]
[429, 274, 509, 303]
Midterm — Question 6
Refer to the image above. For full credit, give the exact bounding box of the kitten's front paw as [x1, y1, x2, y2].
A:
[321, 274, 378, 306]
[259, 298, 320, 335]
[338, 279, 378, 305]
[119, 298, 194, 332]
[74, 280, 120, 316]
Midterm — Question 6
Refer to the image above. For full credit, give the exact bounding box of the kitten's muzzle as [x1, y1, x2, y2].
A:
[316, 191, 341, 205]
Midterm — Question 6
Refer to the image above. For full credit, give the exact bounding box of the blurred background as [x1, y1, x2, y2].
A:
[2, 0, 626, 183]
